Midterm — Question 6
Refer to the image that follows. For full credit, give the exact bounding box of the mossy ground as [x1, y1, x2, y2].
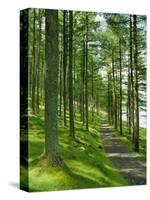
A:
[21, 111, 128, 192]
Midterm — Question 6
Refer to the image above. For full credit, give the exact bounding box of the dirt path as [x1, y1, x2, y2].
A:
[100, 120, 146, 185]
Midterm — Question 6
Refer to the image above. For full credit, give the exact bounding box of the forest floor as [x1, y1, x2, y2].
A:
[100, 120, 146, 185]
[22, 111, 129, 191]
[21, 111, 146, 191]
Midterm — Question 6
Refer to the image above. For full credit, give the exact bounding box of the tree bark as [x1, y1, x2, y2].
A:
[107, 73, 111, 122]
[45, 9, 62, 166]
[63, 11, 67, 126]
[119, 39, 122, 135]
[127, 53, 131, 135]
[112, 49, 117, 129]
[115, 67, 118, 129]
[133, 15, 139, 152]
[130, 15, 135, 143]
[91, 64, 94, 121]
[68, 11, 75, 137]
[31, 9, 36, 114]
[36, 9, 42, 114]
[85, 13, 89, 131]
[59, 47, 63, 116]
[82, 36, 85, 124]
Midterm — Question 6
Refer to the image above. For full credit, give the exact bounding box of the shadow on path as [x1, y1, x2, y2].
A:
[101, 120, 146, 185]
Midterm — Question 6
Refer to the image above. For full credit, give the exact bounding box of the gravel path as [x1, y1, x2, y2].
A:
[101, 120, 146, 185]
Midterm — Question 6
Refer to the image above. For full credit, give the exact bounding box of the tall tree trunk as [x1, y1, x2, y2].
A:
[40, 57, 44, 105]
[85, 13, 89, 131]
[76, 63, 80, 112]
[112, 49, 117, 129]
[130, 15, 135, 143]
[115, 67, 118, 129]
[109, 73, 113, 124]
[119, 39, 122, 135]
[63, 11, 67, 126]
[80, 60, 83, 121]
[127, 54, 131, 135]
[29, 61, 32, 97]
[68, 11, 75, 137]
[107, 73, 111, 122]
[91, 64, 94, 121]
[45, 9, 62, 166]
[117, 70, 120, 126]
[73, 49, 76, 117]
[133, 15, 139, 152]
[59, 48, 63, 116]
[31, 9, 36, 114]
[82, 36, 85, 124]
[36, 9, 42, 114]
[110, 82, 114, 124]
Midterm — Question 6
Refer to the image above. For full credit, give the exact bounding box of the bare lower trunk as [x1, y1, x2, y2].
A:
[45, 9, 63, 166]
